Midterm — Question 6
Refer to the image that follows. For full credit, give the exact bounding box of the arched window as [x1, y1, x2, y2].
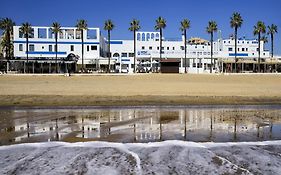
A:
[151, 33, 155, 40]
[155, 33, 160, 39]
[146, 33, 150, 41]
[113, 53, 120, 57]
[137, 33, 141, 41]
[142, 33, 145, 41]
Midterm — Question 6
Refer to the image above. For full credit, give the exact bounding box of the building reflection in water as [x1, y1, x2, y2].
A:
[0, 107, 281, 145]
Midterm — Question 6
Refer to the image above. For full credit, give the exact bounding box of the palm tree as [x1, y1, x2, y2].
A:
[268, 24, 278, 72]
[261, 36, 268, 44]
[129, 19, 141, 73]
[76, 19, 88, 73]
[230, 12, 243, 73]
[180, 19, 191, 73]
[206, 21, 218, 73]
[0, 18, 15, 71]
[20, 22, 32, 73]
[254, 21, 266, 72]
[267, 24, 278, 58]
[104, 19, 114, 73]
[155, 16, 166, 70]
[51, 22, 62, 73]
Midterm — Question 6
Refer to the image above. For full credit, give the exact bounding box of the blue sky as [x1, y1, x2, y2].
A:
[1, 0, 281, 54]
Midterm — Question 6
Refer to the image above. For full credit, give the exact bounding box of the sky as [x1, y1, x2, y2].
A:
[1, 0, 281, 54]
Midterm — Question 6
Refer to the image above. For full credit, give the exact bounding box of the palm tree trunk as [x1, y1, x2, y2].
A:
[272, 34, 277, 72]
[81, 30, 84, 73]
[134, 30, 136, 73]
[26, 36, 29, 73]
[271, 34, 273, 58]
[184, 30, 187, 73]
[7, 29, 11, 60]
[258, 33, 261, 73]
[160, 28, 162, 61]
[210, 32, 213, 73]
[55, 33, 58, 73]
[6, 30, 11, 71]
[234, 27, 237, 73]
[108, 30, 111, 73]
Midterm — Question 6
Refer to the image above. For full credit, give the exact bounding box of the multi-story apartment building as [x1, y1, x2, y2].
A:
[13, 26, 108, 72]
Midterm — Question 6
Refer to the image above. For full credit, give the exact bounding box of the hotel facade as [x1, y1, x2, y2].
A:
[12, 25, 279, 73]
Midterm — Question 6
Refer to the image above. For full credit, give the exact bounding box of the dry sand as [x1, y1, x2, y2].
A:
[0, 74, 281, 106]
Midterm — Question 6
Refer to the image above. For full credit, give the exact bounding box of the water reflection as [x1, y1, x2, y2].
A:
[0, 106, 281, 145]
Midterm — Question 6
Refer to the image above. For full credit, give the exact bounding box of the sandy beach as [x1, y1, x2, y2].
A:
[0, 74, 281, 106]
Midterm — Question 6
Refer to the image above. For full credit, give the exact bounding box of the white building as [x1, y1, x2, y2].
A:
[111, 31, 271, 73]
[13, 26, 275, 73]
[13, 25, 108, 72]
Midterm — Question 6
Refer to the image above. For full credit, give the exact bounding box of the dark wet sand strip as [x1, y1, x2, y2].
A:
[0, 95, 281, 107]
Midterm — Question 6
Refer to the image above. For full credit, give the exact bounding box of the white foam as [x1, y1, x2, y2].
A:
[1, 140, 281, 175]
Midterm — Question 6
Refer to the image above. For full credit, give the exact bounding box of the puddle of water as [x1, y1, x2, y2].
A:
[0, 106, 281, 145]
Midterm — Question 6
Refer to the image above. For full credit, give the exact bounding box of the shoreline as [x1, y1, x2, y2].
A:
[0, 95, 281, 107]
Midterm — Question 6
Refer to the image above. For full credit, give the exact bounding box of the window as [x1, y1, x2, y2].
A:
[149, 46, 152, 50]
[129, 53, 134, 57]
[180, 46, 184, 50]
[167, 47, 169, 50]
[161, 47, 164, 50]
[48, 28, 54, 39]
[49, 45, 52, 52]
[263, 53, 265, 56]
[29, 28, 34, 38]
[238, 48, 240, 51]
[155, 33, 160, 39]
[38, 28, 47, 38]
[242, 48, 245, 52]
[142, 33, 145, 41]
[19, 30, 24, 38]
[228, 47, 233, 51]
[142, 46, 145, 50]
[87, 45, 90, 52]
[246, 48, 248, 51]
[91, 45, 97, 50]
[173, 47, 175, 50]
[19, 44, 23, 51]
[146, 33, 150, 41]
[151, 33, 155, 40]
[252, 53, 255, 55]
[65, 29, 74, 39]
[247, 41, 249, 44]
[87, 29, 97, 39]
[137, 33, 141, 41]
[228, 41, 231, 44]
[29, 44, 35, 52]
[59, 31, 64, 39]
[157, 47, 159, 50]
[121, 53, 127, 57]
[224, 41, 226, 43]
[257, 48, 259, 51]
[76, 30, 82, 39]
[70, 45, 74, 51]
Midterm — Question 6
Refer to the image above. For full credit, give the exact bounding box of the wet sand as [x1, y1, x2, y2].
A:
[0, 74, 281, 106]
